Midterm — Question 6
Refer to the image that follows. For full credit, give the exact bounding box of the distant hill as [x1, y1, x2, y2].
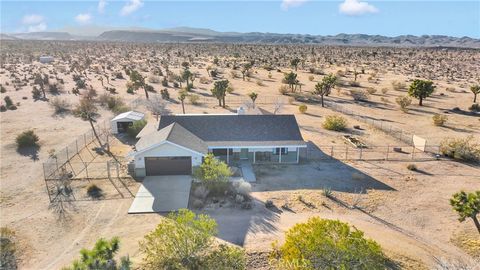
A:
[0, 33, 18, 40]
[4, 27, 480, 48]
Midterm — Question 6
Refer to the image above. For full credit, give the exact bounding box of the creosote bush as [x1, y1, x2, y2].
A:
[86, 184, 103, 199]
[49, 97, 70, 114]
[407, 164, 417, 171]
[16, 130, 39, 148]
[440, 136, 480, 162]
[396, 96, 412, 113]
[323, 115, 347, 131]
[298, 104, 307, 114]
[349, 90, 369, 101]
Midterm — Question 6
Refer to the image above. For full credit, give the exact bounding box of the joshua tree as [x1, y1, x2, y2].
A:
[408, 79, 435, 106]
[73, 96, 103, 149]
[471, 85, 480, 103]
[450, 191, 480, 233]
[181, 69, 193, 87]
[290, 57, 301, 71]
[178, 91, 187, 114]
[314, 74, 337, 107]
[211, 80, 229, 108]
[129, 70, 148, 99]
[34, 73, 47, 99]
[284, 72, 298, 92]
[240, 63, 252, 81]
[248, 92, 258, 108]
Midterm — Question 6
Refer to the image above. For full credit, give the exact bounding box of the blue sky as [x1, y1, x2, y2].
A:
[1, 0, 479, 38]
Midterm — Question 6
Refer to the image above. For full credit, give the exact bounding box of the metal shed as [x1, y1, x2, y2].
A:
[111, 111, 145, 134]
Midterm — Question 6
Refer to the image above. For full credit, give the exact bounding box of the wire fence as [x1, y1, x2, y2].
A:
[304, 144, 441, 161]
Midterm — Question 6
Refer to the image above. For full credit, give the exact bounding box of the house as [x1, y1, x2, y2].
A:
[111, 111, 145, 134]
[39, 56, 54, 64]
[128, 114, 307, 177]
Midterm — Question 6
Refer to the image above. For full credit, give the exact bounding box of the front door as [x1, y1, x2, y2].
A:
[240, 148, 249, 160]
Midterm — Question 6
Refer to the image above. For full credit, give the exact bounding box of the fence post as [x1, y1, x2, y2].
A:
[386, 145, 389, 160]
[66, 146, 69, 160]
[76, 139, 79, 154]
[116, 162, 120, 178]
[42, 163, 52, 203]
[84, 133, 87, 147]
[345, 146, 348, 160]
[85, 162, 89, 179]
[412, 146, 415, 160]
[107, 161, 111, 179]
[359, 148, 363, 160]
[330, 146, 334, 159]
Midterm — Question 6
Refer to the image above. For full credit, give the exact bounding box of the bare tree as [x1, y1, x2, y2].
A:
[273, 98, 285, 115]
[145, 95, 168, 119]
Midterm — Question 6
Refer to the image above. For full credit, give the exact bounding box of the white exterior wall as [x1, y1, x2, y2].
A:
[133, 142, 203, 169]
[111, 121, 119, 134]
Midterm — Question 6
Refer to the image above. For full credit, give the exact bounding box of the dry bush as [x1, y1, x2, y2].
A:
[278, 85, 289, 95]
[440, 136, 480, 162]
[189, 94, 200, 105]
[381, 88, 389, 94]
[349, 90, 369, 101]
[193, 185, 209, 200]
[308, 75, 314, 81]
[233, 180, 252, 196]
[392, 81, 407, 91]
[298, 104, 307, 114]
[432, 114, 448, 126]
[396, 96, 412, 112]
[0, 227, 17, 269]
[366, 87, 377, 95]
[49, 97, 71, 114]
[148, 75, 160, 84]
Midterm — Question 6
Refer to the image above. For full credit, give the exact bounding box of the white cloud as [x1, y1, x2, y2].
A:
[120, 0, 144, 16]
[281, 0, 308, 10]
[98, 0, 107, 13]
[22, 14, 47, 32]
[339, 0, 378, 16]
[75, 13, 92, 24]
[28, 22, 47, 32]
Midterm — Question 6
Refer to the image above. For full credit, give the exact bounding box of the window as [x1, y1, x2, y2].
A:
[273, 147, 288, 155]
[211, 149, 233, 156]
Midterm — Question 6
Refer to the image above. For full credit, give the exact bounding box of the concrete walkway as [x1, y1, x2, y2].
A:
[239, 161, 257, 182]
[128, 175, 192, 213]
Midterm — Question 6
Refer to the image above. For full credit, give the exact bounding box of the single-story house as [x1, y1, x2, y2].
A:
[111, 111, 145, 134]
[128, 114, 306, 177]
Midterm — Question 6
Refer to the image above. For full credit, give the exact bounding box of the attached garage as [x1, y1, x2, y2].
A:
[145, 156, 192, 176]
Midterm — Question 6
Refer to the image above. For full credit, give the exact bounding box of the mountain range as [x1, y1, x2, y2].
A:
[2, 26, 479, 48]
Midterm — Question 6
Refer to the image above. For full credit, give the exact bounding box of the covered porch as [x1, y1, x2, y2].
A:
[209, 146, 302, 165]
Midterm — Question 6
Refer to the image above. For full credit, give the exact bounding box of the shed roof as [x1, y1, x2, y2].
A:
[112, 111, 145, 122]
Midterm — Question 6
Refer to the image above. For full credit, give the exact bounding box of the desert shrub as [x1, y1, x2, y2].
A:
[32, 87, 42, 99]
[0, 105, 6, 112]
[0, 84, 6, 93]
[392, 81, 406, 91]
[161, 77, 169, 87]
[199, 77, 210, 84]
[469, 103, 480, 112]
[144, 84, 155, 92]
[0, 227, 17, 270]
[189, 94, 200, 105]
[323, 115, 347, 131]
[193, 154, 232, 195]
[278, 85, 289, 95]
[298, 104, 307, 114]
[265, 200, 274, 208]
[366, 87, 377, 95]
[349, 81, 361, 87]
[381, 88, 389, 94]
[396, 96, 412, 112]
[192, 199, 204, 209]
[271, 218, 386, 269]
[3, 96, 13, 107]
[115, 72, 124, 79]
[233, 180, 251, 196]
[49, 97, 70, 114]
[407, 164, 417, 171]
[349, 90, 369, 101]
[440, 136, 480, 162]
[322, 187, 333, 198]
[432, 114, 448, 126]
[308, 75, 314, 81]
[160, 88, 170, 99]
[86, 184, 103, 199]
[127, 120, 147, 138]
[173, 82, 179, 88]
[16, 130, 39, 148]
[256, 79, 264, 86]
[148, 75, 160, 84]
[126, 87, 134, 94]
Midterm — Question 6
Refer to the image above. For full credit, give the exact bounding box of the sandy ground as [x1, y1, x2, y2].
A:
[1, 42, 479, 269]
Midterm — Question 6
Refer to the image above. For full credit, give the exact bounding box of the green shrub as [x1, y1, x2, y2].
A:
[86, 184, 103, 199]
[16, 130, 39, 148]
[432, 114, 448, 126]
[193, 154, 232, 195]
[440, 136, 480, 162]
[469, 103, 480, 112]
[160, 88, 170, 99]
[298, 104, 307, 114]
[1, 227, 17, 270]
[407, 164, 417, 171]
[0, 105, 6, 112]
[350, 90, 369, 101]
[271, 218, 386, 269]
[323, 115, 347, 131]
[0, 84, 6, 93]
[127, 120, 147, 138]
[4, 96, 13, 107]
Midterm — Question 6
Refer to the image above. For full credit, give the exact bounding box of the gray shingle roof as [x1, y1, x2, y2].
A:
[136, 122, 208, 154]
[158, 114, 304, 143]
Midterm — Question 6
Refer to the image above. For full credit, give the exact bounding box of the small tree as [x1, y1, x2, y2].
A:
[178, 91, 187, 114]
[211, 80, 229, 108]
[290, 58, 301, 71]
[471, 85, 480, 103]
[284, 72, 298, 92]
[63, 237, 131, 270]
[193, 153, 232, 194]
[73, 97, 103, 149]
[271, 217, 386, 269]
[240, 63, 252, 81]
[129, 70, 148, 99]
[314, 74, 337, 107]
[248, 92, 258, 107]
[141, 209, 245, 269]
[450, 191, 480, 233]
[16, 130, 39, 148]
[408, 79, 435, 106]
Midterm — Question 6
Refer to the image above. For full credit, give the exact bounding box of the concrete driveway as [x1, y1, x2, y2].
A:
[128, 175, 192, 213]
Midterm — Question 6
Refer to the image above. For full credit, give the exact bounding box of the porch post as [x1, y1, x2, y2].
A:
[227, 148, 229, 164]
[253, 150, 256, 164]
[296, 148, 300, 163]
[279, 148, 282, 163]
